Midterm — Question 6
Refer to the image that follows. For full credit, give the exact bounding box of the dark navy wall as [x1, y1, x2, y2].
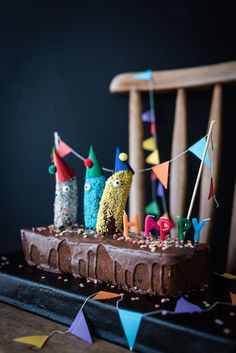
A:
[0, 0, 235, 270]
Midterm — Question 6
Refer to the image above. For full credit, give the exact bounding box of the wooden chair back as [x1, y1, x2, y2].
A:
[110, 61, 236, 272]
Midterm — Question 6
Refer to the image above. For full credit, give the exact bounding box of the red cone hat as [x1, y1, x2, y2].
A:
[53, 151, 76, 183]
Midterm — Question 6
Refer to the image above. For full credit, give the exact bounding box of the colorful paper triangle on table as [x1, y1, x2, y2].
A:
[92, 291, 121, 300]
[174, 297, 203, 313]
[69, 309, 92, 344]
[118, 309, 143, 351]
[230, 292, 236, 305]
[13, 335, 49, 349]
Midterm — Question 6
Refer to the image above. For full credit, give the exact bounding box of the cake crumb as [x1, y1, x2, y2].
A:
[223, 328, 231, 335]
[79, 283, 85, 288]
[64, 278, 68, 282]
[214, 319, 224, 325]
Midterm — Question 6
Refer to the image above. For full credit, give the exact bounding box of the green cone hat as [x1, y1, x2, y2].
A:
[85, 146, 103, 178]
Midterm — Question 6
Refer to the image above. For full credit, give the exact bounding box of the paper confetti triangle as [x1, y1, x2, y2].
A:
[118, 309, 142, 350]
[208, 177, 214, 200]
[69, 309, 92, 344]
[215, 272, 236, 280]
[151, 170, 158, 181]
[152, 161, 170, 189]
[92, 291, 121, 300]
[174, 297, 203, 313]
[134, 70, 153, 80]
[141, 109, 155, 123]
[13, 335, 49, 349]
[230, 292, 236, 305]
[142, 137, 155, 151]
[157, 181, 165, 197]
[188, 137, 211, 168]
[146, 149, 160, 165]
[145, 200, 160, 216]
[56, 140, 73, 158]
[150, 121, 156, 135]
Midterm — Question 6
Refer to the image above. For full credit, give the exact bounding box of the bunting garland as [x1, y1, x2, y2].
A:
[13, 289, 235, 351]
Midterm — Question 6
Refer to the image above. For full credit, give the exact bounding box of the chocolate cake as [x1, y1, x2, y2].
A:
[21, 226, 208, 296]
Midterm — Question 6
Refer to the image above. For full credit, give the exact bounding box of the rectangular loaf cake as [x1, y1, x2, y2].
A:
[21, 227, 208, 296]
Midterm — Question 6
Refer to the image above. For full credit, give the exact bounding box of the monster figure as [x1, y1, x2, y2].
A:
[83, 146, 105, 229]
[96, 147, 134, 235]
[49, 151, 78, 230]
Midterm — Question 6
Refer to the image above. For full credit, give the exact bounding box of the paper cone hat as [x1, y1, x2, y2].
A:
[86, 146, 103, 178]
[114, 147, 129, 173]
[53, 151, 76, 183]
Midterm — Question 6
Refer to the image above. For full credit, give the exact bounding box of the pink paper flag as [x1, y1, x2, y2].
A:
[56, 140, 73, 158]
[69, 309, 92, 344]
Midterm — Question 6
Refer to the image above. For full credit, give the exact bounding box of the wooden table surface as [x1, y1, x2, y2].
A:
[0, 302, 131, 353]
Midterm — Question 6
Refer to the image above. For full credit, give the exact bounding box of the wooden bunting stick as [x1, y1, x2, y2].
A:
[186, 120, 215, 220]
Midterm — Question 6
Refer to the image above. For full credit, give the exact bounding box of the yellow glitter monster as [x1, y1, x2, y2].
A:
[96, 147, 134, 235]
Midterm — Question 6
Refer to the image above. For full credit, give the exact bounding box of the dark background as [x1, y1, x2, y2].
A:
[0, 0, 235, 270]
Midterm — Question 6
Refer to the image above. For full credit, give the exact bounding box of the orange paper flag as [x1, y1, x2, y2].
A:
[92, 291, 121, 301]
[230, 292, 236, 305]
[152, 161, 170, 189]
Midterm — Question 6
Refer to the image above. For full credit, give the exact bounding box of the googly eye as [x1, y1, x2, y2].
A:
[113, 179, 121, 188]
[63, 185, 70, 193]
[84, 183, 91, 191]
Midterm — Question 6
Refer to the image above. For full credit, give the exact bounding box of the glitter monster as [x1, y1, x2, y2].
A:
[50, 151, 78, 230]
[96, 148, 133, 235]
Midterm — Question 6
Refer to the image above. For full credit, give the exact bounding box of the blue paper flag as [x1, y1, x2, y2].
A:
[174, 297, 203, 314]
[157, 181, 164, 197]
[69, 309, 92, 344]
[188, 137, 211, 168]
[118, 309, 142, 350]
[141, 109, 155, 123]
[134, 70, 153, 80]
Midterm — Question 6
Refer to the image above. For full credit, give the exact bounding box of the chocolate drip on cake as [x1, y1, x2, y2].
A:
[21, 228, 208, 296]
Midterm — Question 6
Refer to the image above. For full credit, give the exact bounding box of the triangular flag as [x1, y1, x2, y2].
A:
[150, 121, 156, 135]
[141, 109, 155, 123]
[69, 309, 92, 344]
[134, 70, 152, 80]
[53, 151, 76, 183]
[142, 137, 155, 151]
[157, 181, 164, 197]
[214, 272, 236, 280]
[208, 177, 214, 200]
[151, 170, 158, 181]
[13, 335, 49, 349]
[188, 137, 211, 168]
[161, 212, 169, 219]
[174, 297, 203, 313]
[146, 149, 160, 165]
[92, 291, 121, 300]
[118, 309, 142, 350]
[56, 140, 73, 158]
[230, 292, 236, 305]
[145, 200, 160, 216]
[152, 161, 170, 189]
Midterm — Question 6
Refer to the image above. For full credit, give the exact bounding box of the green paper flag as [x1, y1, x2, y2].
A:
[145, 200, 160, 216]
